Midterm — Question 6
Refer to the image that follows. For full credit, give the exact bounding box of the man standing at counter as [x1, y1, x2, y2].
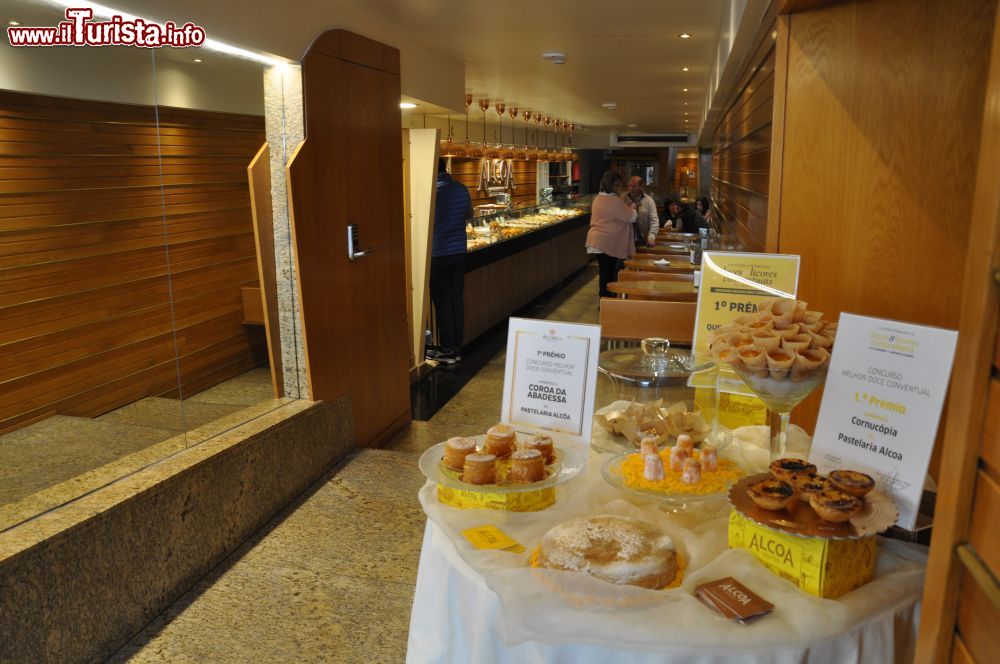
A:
[428, 159, 473, 365]
[626, 175, 660, 248]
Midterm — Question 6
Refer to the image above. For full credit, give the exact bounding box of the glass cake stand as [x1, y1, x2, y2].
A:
[601, 452, 747, 513]
[729, 364, 829, 462]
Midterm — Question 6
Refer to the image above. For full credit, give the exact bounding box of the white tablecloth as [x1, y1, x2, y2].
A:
[406, 432, 928, 664]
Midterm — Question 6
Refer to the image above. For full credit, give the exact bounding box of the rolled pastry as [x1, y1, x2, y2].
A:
[792, 300, 809, 323]
[774, 323, 802, 339]
[751, 331, 782, 350]
[781, 334, 813, 352]
[768, 299, 798, 329]
[738, 344, 769, 377]
[808, 330, 835, 349]
[726, 332, 755, 349]
[766, 347, 796, 380]
[791, 347, 830, 380]
[799, 319, 825, 334]
[733, 315, 756, 326]
[746, 319, 775, 333]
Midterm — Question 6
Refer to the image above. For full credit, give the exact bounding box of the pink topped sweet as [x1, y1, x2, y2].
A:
[644, 454, 666, 481]
[639, 438, 659, 458]
[682, 458, 702, 484]
[676, 434, 694, 452]
[700, 444, 718, 472]
[669, 446, 689, 473]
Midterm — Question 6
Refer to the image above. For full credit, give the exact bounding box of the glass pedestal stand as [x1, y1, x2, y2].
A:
[729, 366, 829, 461]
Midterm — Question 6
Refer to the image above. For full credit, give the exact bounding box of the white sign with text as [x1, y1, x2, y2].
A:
[501, 318, 601, 445]
[810, 313, 958, 530]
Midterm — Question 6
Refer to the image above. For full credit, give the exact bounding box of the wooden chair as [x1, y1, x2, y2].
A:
[615, 270, 694, 282]
[599, 298, 696, 347]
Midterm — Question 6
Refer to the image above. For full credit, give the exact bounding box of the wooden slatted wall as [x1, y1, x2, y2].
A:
[449, 158, 538, 210]
[0, 89, 267, 434]
[710, 21, 777, 251]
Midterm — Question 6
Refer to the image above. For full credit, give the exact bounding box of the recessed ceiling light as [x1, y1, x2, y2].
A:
[541, 51, 567, 65]
[683, 88, 689, 92]
[627, 123, 638, 128]
[681, 67, 689, 72]
[399, 102, 418, 109]
[683, 102, 688, 105]
[193, 58, 203, 63]
[679, 33, 691, 39]
[8, 20, 21, 26]
[601, 102, 618, 110]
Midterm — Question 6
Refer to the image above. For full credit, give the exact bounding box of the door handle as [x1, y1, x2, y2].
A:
[347, 223, 375, 262]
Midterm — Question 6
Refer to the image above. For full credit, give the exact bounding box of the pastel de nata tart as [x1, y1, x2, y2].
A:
[442, 436, 478, 471]
[747, 478, 796, 511]
[484, 424, 516, 458]
[828, 470, 875, 498]
[790, 473, 832, 500]
[536, 515, 677, 589]
[809, 489, 862, 523]
[510, 449, 545, 483]
[462, 453, 497, 485]
[769, 458, 817, 482]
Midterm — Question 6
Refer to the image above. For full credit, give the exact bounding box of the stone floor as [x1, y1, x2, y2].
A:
[110, 264, 601, 664]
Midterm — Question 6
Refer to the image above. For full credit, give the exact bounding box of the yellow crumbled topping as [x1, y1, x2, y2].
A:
[620, 449, 744, 496]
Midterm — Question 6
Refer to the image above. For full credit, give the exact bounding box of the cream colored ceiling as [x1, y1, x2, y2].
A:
[9, 0, 727, 135]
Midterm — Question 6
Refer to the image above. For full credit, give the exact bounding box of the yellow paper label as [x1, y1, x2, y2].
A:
[728, 511, 876, 598]
[692, 252, 801, 362]
[695, 386, 768, 429]
[437, 484, 556, 512]
[462, 525, 525, 553]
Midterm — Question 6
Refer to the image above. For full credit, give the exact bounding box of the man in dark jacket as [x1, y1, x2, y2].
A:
[428, 159, 472, 364]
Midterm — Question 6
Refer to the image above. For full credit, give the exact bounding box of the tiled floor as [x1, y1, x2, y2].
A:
[110, 264, 601, 663]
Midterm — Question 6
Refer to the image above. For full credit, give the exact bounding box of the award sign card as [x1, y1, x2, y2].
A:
[501, 318, 601, 445]
[692, 252, 801, 361]
[810, 314, 958, 530]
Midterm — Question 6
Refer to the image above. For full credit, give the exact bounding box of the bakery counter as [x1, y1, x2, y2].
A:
[453, 212, 591, 345]
[407, 432, 928, 663]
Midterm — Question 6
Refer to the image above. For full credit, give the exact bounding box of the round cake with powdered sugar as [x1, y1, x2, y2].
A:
[537, 515, 677, 589]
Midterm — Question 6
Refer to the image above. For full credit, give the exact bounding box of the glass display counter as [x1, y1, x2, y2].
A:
[466, 196, 593, 252]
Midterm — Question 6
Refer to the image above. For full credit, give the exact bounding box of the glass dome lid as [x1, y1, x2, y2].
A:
[598, 338, 714, 386]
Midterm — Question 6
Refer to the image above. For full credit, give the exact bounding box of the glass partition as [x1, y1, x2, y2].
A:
[0, 0, 298, 532]
[0, 0, 181, 530]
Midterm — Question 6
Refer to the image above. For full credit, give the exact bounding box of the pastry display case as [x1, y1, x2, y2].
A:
[466, 195, 593, 252]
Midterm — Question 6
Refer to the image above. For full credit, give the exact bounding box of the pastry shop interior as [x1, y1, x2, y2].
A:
[0, 0, 997, 662]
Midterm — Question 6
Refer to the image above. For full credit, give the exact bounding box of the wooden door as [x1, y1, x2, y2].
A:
[288, 31, 411, 446]
[915, 4, 1000, 660]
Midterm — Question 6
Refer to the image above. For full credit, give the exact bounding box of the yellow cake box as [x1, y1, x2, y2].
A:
[727, 510, 877, 599]
[436, 484, 556, 512]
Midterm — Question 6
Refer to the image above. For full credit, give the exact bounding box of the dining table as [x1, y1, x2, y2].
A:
[607, 279, 699, 301]
[624, 257, 699, 273]
[640, 243, 690, 256]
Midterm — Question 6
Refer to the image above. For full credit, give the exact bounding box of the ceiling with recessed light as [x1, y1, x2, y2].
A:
[5, 0, 727, 135]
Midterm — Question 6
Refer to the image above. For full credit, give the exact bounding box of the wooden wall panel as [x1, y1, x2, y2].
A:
[772, 0, 995, 431]
[449, 158, 538, 210]
[711, 20, 777, 252]
[0, 89, 267, 434]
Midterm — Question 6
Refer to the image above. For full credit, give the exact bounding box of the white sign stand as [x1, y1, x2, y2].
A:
[809, 313, 958, 530]
[501, 318, 602, 447]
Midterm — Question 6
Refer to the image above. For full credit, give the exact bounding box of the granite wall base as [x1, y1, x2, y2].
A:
[0, 397, 352, 664]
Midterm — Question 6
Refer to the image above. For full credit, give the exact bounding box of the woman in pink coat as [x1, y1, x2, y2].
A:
[586, 170, 637, 297]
